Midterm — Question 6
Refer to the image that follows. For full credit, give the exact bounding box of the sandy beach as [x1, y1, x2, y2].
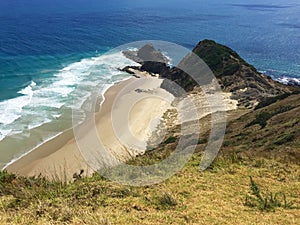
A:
[5, 69, 239, 182]
[6, 76, 174, 181]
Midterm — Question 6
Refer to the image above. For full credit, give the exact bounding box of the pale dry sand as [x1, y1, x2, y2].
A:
[6, 77, 174, 181]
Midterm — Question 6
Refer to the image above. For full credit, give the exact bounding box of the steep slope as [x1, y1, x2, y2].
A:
[193, 40, 293, 107]
[222, 92, 300, 162]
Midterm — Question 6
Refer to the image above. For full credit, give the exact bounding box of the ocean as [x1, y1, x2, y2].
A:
[0, 0, 299, 168]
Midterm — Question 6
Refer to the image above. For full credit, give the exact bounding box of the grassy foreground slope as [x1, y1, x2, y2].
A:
[0, 153, 299, 224]
[0, 155, 299, 224]
[0, 94, 300, 224]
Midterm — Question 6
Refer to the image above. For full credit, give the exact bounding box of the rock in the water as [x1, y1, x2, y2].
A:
[122, 44, 169, 64]
[137, 44, 168, 63]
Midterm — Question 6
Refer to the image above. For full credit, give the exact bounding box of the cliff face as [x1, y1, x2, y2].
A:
[193, 40, 292, 107]
[122, 40, 297, 107]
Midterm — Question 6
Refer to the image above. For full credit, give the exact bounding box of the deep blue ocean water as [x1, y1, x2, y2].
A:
[0, 0, 299, 167]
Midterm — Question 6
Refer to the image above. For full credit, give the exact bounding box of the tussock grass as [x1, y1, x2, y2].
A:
[245, 176, 297, 211]
[0, 153, 299, 225]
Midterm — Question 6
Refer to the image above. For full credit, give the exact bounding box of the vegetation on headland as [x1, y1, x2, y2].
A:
[192, 39, 255, 77]
[125, 39, 293, 107]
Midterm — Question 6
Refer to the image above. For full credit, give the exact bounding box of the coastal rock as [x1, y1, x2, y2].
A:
[137, 44, 168, 63]
[122, 50, 143, 64]
[120, 66, 141, 74]
[122, 44, 169, 64]
[140, 61, 169, 75]
[159, 68, 197, 96]
[122, 44, 200, 94]
[287, 79, 300, 87]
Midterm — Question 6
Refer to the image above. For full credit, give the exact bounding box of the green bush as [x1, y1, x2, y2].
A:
[223, 63, 240, 75]
[223, 79, 234, 88]
[0, 170, 16, 184]
[246, 112, 272, 128]
[255, 90, 300, 110]
[246, 106, 294, 129]
[164, 136, 177, 144]
[255, 93, 291, 110]
[154, 193, 177, 209]
[274, 133, 296, 145]
[244, 176, 295, 211]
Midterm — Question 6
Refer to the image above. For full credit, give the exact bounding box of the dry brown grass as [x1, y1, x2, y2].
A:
[0, 153, 299, 225]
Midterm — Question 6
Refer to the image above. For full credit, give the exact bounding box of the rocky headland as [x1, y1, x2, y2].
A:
[122, 40, 297, 107]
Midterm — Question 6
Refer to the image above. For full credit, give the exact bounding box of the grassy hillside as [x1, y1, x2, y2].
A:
[1, 95, 300, 225]
[222, 93, 300, 162]
[0, 153, 299, 225]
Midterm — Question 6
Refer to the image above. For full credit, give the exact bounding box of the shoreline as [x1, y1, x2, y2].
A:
[2, 131, 64, 171]
[1, 74, 133, 171]
[0, 50, 139, 169]
[5, 75, 174, 181]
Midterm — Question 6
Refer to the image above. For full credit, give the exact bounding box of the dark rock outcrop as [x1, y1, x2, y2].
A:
[120, 66, 140, 74]
[122, 44, 169, 64]
[123, 44, 203, 94]
[141, 61, 169, 75]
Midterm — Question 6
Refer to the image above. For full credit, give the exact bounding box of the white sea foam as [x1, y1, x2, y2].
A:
[28, 118, 52, 130]
[0, 129, 12, 141]
[0, 81, 35, 125]
[0, 50, 139, 168]
[276, 76, 300, 85]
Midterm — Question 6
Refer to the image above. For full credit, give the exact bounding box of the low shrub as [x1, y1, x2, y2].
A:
[244, 176, 296, 211]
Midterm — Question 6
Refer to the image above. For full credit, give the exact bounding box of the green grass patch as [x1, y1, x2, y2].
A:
[152, 193, 178, 210]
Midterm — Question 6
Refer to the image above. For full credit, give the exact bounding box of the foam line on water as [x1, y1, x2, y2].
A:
[0, 81, 36, 125]
[276, 76, 300, 85]
[0, 50, 139, 167]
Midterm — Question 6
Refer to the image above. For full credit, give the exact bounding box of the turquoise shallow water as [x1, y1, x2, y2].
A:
[0, 0, 299, 167]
